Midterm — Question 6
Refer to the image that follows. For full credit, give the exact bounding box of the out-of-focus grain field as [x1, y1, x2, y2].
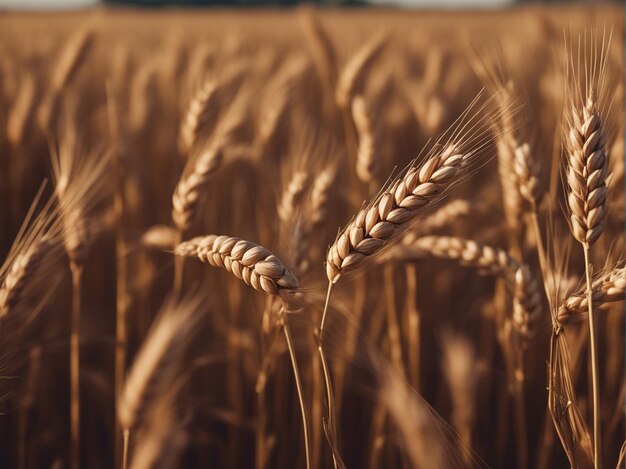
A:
[0, 6, 623, 469]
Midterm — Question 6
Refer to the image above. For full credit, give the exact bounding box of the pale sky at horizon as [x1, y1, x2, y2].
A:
[0, 0, 514, 9]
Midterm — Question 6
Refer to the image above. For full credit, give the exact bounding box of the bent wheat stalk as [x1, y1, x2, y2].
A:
[319, 92, 505, 468]
[173, 236, 310, 469]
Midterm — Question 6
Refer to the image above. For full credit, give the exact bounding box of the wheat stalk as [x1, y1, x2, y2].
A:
[442, 333, 477, 465]
[564, 30, 612, 467]
[51, 128, 110, 469]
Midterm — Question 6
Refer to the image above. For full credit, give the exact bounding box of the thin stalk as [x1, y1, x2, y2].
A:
[122, 429, 129, 469]
[173, 249, 184, 297]
[282, 318, 311, 469]
[405, 264, 420, 390]
[383, 265, 403, 372]
[368, 397, 386, 469]
[319, 282, 333, 340]
[311, 348, 322, 469]
[583, 243, 602, 468]
[318, 282, 342, 468]
[513, 346, 528, 469]
[317, 340, 340, 469]
[341, 108, 358, 168]
[173, 230, 184, 297]
[255, 387, 267, 469]
[70, 262, 82, 469]
[256, 297, 278, 469]
[108, 82, 128, 466]
[530, 209, 548, 279]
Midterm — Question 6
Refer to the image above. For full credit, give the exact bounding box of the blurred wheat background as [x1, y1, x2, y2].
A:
[0, 5, 623, 469]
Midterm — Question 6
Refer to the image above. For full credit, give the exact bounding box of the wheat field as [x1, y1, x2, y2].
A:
[0, 5, 624, 469]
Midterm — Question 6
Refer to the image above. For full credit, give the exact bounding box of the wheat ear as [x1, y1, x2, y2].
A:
[336, 32, 387, 109]
[564, 30, 612, 467]
[558, 264, 625, 326]
[174, 235, 309, 468]
[400, 236, 541, 339]
[0, 186, 62, 320]
[174, 235, 298, 296]
[0, 237, 55, 318]
[118, 295, 203, 432]
[352, 95, 380, 184]
[172, 86, 250, 232]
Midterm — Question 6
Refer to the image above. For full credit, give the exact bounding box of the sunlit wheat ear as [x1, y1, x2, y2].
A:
[0, 237, 55, 318]
[51, 30, 94, 93]
[336, 32, 388, 109]
[127, 384, 188, 469]
[6, 72, 39, 147]
[308, 165, 337, 233]
[178, 79, 220, 155]
[178, 63, 246, 155]
[388, 236, 541, 339]
[352, 95, 380, 184]
[563, 31, 613, 466]
[370, 346, 476, 469]
[565, 96, 610, 246]
[38, 29, 94, 131]
[326, 91, 506, 284]
[564, 31, 612, 247]
[172, 86, 251, 232]
[118, 295, 204, 432]
[278, 171, 310, 226]
[402, 199, 472, 240]
[129, 61, 159, 132]
[300, 7, 337, 94]
[513, 142, 543, 208]
[174, 235, 298, 297]
[50, 132, 111, 266]
[441, 332, 477, 462]
[171, 146, 223, 232]
[140, 225, 179, 251]
[558, 263, 625, 326]
[0, 188, 63, 319]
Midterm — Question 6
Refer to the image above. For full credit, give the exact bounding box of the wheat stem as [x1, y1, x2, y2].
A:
[405, 264, 420, 390]
[513, 346, 528, 469]
[317, 281, 342, 468]
[282, 317, 311, 469]
[122, 429, 130, 469]
[70, 262, 82, 469]
[320, 282, 333, 340]
[583, 243, 602, 468]
[530, 210, 548, 281]
[383, 265, 403, 372]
